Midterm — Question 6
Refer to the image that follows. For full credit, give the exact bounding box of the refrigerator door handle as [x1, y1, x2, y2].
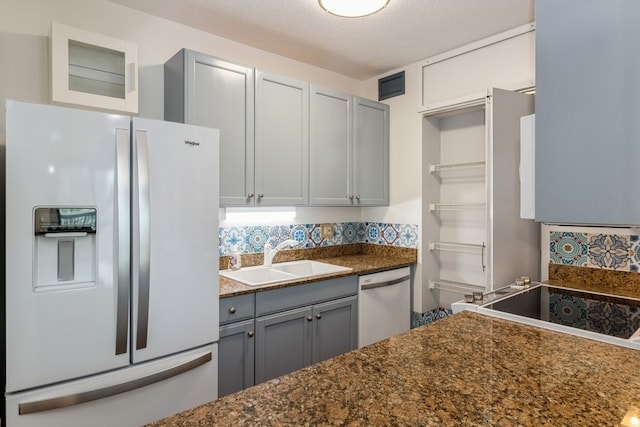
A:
[17, 352, 212, 415]
[135, 130, 151, 350]
[115, 128, 130, 355]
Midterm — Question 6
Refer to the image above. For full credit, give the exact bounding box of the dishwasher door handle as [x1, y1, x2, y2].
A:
[360, 275, 410, 291]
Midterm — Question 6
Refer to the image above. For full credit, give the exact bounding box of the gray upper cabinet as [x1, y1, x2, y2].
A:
[164, 49, 255, 206]
[309, 85, 352, 206]
[255, 71, 309, 206]
[165, 49, 388, 208]
[309, 87, 389, 206]
[353, 97, 389, 206]
[535, 0, 640, 225]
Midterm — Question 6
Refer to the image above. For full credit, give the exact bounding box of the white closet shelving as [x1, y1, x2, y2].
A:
[422, 88, 539, 309]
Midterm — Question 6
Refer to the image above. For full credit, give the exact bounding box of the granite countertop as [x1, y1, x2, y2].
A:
[219, 244, 417, 298]
[148, 310, 640, 426]
[548, 264, 640, 301]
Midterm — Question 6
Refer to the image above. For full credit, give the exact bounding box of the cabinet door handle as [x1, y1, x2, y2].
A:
[355, 195, 361, 200]
[247, 331, 254, 338]
[258, 193, 265, 198]
[315, 314, 322, 320]
[247, 192, 254, 199]
[349, 195, 354, 200]
[306, 316, 313, 321]
[228, 307, 236, 314]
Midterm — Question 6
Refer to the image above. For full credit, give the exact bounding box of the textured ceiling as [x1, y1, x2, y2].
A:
[106, 0, 535, 80]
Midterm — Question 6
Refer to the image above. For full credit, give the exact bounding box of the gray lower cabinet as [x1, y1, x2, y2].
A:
[219, 275, 358, 391]
[254, 295, 357, 384]
[312, 296, 358, 363]
[254, 306, 312, 383]
[218, 293, 256, 397]
[218, 319, 255, 397]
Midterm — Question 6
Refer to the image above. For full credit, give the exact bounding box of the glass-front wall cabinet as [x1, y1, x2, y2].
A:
[50, 22, 138, 113]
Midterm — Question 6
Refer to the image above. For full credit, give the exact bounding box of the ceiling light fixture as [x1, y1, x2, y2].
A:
[318, 0, 390, 18]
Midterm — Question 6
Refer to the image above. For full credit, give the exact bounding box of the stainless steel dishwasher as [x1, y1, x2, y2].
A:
[358, 267, 411, 347]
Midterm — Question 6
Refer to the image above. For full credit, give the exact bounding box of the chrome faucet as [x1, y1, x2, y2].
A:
[263, 238, 299, 267]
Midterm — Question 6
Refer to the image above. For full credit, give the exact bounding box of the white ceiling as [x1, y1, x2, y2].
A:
[107, 0, 535, 80]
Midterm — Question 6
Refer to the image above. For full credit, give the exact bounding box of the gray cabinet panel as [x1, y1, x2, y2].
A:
[535, 0, 640, 225]
[164, 49, 254, 206]
[218, 319, 255, 397]
[255, 276, 358, 316]
[222, 276, 358, 392]
[353, 97, 389, 206]
[219, 293, 255, 325]
[255, 306, 313, 383]
[255, 71, 309, 205]
[309, 85, 352, 206]
[312, 296, 357, 363]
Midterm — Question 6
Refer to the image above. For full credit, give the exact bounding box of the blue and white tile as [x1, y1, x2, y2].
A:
[586, 299, 631, 338]
[549, 293, 587, 329]
[629, 235, 640, 272]
[382, 224, 399, 246]
[341, 222, 359, 244]
[219, 226, 246, 255]
[549, 231, 588, 266]
[587, 233, 631, 270]
[309, 224, 324, 247]
[291, 224, 312, 248]
[245, 226, 270, 253]
[630, 305, 640, 335]
[268, 225, 294, 246]
[397, 224, 419, 248]
[365, 222, 383, 244]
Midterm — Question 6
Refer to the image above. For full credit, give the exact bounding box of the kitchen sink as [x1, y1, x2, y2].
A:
[220, 260, 352, 286]
[271, 260, 352, 277]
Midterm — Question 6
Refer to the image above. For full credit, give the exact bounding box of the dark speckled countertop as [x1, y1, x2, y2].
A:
[219, 243, 417, 298]
[148, 310, 640, 426]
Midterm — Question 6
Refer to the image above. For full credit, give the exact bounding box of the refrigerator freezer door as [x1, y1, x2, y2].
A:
[5, 343, 218, 427]
[131, 118, 220, 363]
[5, 100, 131, 392]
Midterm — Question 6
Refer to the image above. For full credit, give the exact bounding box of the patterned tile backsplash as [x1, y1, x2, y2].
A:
[219, 222, 419, 256]
[549, 291, 640, 339]
[549, 229, 640, 271]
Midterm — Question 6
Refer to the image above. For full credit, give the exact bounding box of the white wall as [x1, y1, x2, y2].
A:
[1, 0, 535, 313]
[360, 65, 424, 311]
[0, 0, 366, 142]
[361, 26, 535, 312]
[0, 0, 366, 227]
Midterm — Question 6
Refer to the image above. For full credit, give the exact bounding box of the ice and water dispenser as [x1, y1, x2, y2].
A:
[33, 207, 97, 291]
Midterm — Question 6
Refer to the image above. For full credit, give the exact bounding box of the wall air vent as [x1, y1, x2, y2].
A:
[378, 70, 405, 101]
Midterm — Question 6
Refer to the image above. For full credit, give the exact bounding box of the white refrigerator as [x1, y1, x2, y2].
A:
[3, 100, 220, 427]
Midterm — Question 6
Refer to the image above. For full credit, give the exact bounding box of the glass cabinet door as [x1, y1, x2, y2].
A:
[50, 22, 138, 113]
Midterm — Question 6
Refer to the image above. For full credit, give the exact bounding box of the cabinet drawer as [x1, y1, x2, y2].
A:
[220, 294, 255, 325]
[255, 276, 357, 316]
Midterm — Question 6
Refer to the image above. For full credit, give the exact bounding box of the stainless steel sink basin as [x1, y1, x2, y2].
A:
[220, 260, 352, 286]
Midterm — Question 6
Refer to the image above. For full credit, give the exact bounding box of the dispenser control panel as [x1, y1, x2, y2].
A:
[33, 207, 97, 290]
[34, 207, 96, 235]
